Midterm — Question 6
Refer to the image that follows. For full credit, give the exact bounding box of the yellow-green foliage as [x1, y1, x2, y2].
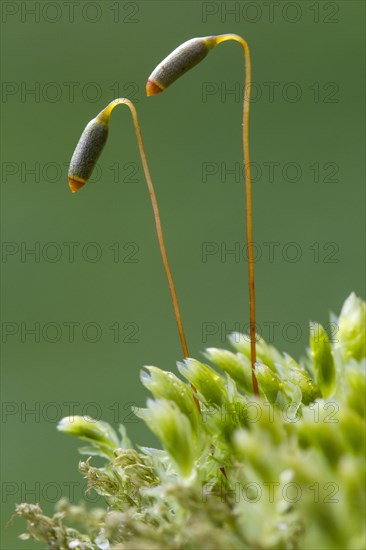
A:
[17, 294, 366, 549]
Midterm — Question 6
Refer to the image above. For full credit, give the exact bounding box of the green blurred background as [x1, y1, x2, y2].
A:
[1, 1, 365, 547]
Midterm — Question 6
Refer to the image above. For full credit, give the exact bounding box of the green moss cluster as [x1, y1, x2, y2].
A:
[16, 294, 366, 549]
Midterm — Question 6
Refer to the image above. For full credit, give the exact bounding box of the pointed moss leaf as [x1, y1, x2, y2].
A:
[283, 353, 321, 405]
[229, 333, 282, 371]
[310, 322, 336, 398]
[336, 293, 366, 361]
[140, 366, 200, 434]
[177, 358, 228, 406]
[255, 362, 288, 406]
[133, 399, 195, 478]
[204, 348, 253, 393]
[57, 416, 119, 458]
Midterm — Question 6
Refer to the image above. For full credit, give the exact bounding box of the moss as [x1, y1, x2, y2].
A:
[16, 294, 366, 549]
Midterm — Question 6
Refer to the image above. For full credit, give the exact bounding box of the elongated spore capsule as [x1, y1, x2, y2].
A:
[146, 37, 216, 96]
[68, 117, 109, 192]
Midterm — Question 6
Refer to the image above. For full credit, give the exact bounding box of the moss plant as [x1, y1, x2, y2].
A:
[16, 293, 366, 549]
[13, 34, 366, 550]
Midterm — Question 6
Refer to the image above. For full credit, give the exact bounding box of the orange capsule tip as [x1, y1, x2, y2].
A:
[68, 176, 86, 193]
[146, 79, 164, 96]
